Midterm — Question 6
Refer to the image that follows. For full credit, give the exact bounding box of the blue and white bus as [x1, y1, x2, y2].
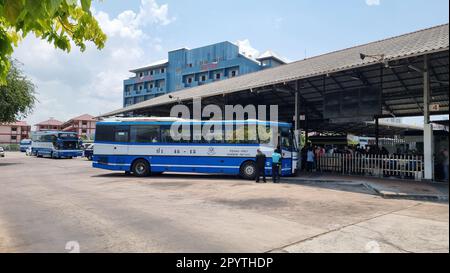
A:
[93, 118, 299, 179]
[31, 131, 83, 159]
[19, 139, 32, 152]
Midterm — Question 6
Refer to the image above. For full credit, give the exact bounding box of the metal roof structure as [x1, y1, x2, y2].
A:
[129, 59, 169, 73]
[101, 24, 449, 137]
[311, 120, 424, 137]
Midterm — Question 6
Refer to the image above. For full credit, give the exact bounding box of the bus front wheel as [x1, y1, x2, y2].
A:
[240, 161, 257, 180]
[132, 159, 150, 177]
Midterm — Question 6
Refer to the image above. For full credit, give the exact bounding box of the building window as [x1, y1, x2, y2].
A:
[231, 70, 237, 77]
[139, 72, 143, 78]
[82, 129, 87, 134]
[11, 127, 17, 132]
[82, 121, 87, 126]
[187, 77, 193, 84]
[161, 68, 165, 74]
[150, 70, 154, 76]
[215, 73, 221, 80]
[201, 75, 207, 82]
[11, 135, 17, 140]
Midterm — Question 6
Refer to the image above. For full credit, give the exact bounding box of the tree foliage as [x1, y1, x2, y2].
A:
[0, 0, 107, 84]
[0, 59, 35, 122]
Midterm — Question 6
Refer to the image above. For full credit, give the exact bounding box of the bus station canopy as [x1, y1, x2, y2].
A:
[100, 24, 449, 137]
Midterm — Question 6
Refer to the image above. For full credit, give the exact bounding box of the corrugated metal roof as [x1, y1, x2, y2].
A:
[102, 23, 449, 117]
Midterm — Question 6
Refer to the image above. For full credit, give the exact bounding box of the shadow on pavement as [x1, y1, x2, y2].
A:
[284, 179, 377, 196]
[91, 172, 243, 181]
[0, 162, 23, 167]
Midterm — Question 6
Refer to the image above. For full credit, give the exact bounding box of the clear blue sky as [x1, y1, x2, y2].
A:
[94, 0, 449, 61]
[14, 0, 449, 126]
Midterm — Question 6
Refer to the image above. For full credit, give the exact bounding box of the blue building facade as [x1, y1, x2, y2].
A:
[123, 41, 285, 107]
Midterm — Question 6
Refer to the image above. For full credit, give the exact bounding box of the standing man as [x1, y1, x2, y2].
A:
[272, 148, 282, 183]
[255, 149, 267, 183]
[306, 147, 315, 172]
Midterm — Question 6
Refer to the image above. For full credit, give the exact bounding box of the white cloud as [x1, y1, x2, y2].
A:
[12, 0, 173, 128]
[95, 0, 175, 40]
[365, 0, 381, 6]
[235, 39, 260, 59]
[136, 0, 174, 26]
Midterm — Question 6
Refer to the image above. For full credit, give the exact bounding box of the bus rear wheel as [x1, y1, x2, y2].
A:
[240, 161, 257, 180]
[132, 159, 150, 177]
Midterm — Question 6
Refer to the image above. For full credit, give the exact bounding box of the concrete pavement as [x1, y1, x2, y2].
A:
[0, 152, 448, 253]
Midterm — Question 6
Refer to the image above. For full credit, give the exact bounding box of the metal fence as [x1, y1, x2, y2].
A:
[316, 153, 424, 181]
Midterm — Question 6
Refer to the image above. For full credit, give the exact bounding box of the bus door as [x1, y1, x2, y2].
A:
[279, 127, 294, 175]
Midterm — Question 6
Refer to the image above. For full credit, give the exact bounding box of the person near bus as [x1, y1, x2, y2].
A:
[255, 149, 267, 183]
[272, 149, 282, 183]
[306, 147, 315, 172]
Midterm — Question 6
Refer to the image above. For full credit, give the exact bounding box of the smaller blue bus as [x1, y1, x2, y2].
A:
[31, 131, 83, 159]
[93, 118, 299, 179]
[19, 139, 32, 152]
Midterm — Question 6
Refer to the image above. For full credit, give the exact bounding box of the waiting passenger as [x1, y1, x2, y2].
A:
[272, 149, 282, 183]
[306, 148, 315, 172]
[255, 149, 267, 183]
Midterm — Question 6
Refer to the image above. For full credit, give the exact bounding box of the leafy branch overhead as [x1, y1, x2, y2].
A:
[0, 0, 107, 84]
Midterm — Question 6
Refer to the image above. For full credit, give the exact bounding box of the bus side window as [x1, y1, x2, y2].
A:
[161, 125, 191, 143]
[160, 126, 173, 143]
[95, 125, 114, 142]
[130, 126, 160, 143]
[114, 126, 129, 143]
[257, 125, 272, 145]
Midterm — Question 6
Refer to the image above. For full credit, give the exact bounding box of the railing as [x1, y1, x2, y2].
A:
[316, 153, 424, 181]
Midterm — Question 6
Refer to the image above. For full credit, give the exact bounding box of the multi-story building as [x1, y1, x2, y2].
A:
[0, 121, 31, 144]
[35, 118, 64, 131]
[123, 42, 286, 107]
[61, 114, 97, 139]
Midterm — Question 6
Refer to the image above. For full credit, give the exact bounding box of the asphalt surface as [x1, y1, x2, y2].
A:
[0, 152, 448, 253]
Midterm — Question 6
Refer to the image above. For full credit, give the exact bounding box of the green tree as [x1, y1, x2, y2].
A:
[0, 0, 107, 84]
[0, 59, 35, 122]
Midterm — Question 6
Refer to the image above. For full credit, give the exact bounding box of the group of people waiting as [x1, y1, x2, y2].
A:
[300, 144, 394, 172]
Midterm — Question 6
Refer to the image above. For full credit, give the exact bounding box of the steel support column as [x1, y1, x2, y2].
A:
[423, 54, 434, 181]
[294, 81, 303, 174]
[375, 117, 379, 148]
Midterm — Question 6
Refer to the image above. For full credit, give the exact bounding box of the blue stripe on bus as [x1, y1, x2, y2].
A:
[92, 155, 293, 176]
[94, 141, 261, 146]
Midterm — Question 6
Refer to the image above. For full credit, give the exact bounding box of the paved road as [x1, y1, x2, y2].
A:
[0, 152, 448, 253]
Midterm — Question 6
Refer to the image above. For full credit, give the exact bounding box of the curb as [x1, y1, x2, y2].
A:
[284, 178, 449, 202]
[364, 183, 449, 202]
